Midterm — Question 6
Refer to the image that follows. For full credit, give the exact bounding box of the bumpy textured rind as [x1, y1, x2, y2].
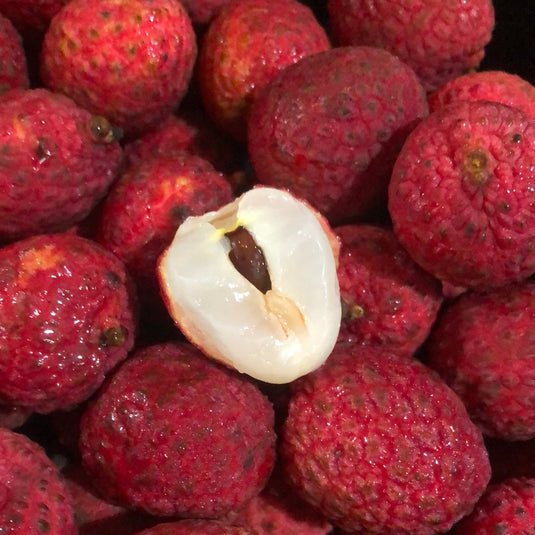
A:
[452, 477, 535, 534]
[280, 343, 491, 534]
[0, 0, 69, 34]
[327, 0, 495, 91]
[97, 152, 234, 286]
[134, 520, 254, 534]
[425, 279, 535, 440]
[429, 70, 535, 119]
[40, 0, 197, 136]
[224, 467, 332, 535]
[0, 14, 29, 94]
[0, 428, 77, 534]
[0, 233, 137, 413]
[198, 0, 331, 141]
[248, 46, 428, 223]
[0, 88, 123, 242]
[336, 224, 443, 356]
[79, 342, 276, 518]
[388, 99, 535, 290]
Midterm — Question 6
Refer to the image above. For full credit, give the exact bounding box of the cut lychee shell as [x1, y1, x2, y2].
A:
[157, 186, 341, 384]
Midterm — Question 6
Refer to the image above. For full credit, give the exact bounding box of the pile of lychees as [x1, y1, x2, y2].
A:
[0, 0, 534, 533]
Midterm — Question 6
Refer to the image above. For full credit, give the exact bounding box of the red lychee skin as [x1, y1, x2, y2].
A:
[247, 46, 428, 224]
[134, 520, 254, 535]
[424, 279, 535, 441]
[0, 88, 123, 243]
[224, 466, 333, 535]
[280, 342, 491, 534]
[40, 0, 197, 137]
[0, 14, 29, 94]
[451, 477, 535, 534]
[124, 111, 245, 177]
[0, 427, 77, 534]
[79, 342, 276, 518]
[95, 151, 234, 331]
[178, 0, 232, 27]
[335, 224, 443, 356]
[0, 0, 70, 35]
[0, 233, 137, 414]
[429, 71, 535, 120]
[197, 0, 331, 142]
[62, 463, 158, 535]
[388, 99, 535, 290]
[327, 0, 495, 92]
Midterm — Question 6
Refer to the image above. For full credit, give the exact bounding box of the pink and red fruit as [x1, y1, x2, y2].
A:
[225, 466, 332, 535]
[0, 233, 137, 414]
[0, 427, 77, 534]
[62, 463, 158, 535]
[280, 342, 491, 534]
[178, 0, 232, 27]
[425, 279, 535, 441]
[388, 99, 535, 290]
[248, 46, 428, 224]
[0, 0, 70, 35]
[40, 0, 197, 137]
[197, 0, 331, 142]
[0, 88, 123, 243]
[79, 342, 276, 518]
[0, 14, 29, 94]
[429, 70, 535, 119]
[327, 0, 495, 92]
[124, 111, 244, 177]
[336, 224, 443, 356]
[451, 477, 535, 534]
[0, 403, 32, 430]
[134, 520, 254, 535]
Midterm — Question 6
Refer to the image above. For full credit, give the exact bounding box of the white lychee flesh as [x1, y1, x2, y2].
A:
[158, 186, 341, 384]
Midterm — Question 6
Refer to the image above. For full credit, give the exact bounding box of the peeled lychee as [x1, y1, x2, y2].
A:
[157, 186, 341, 384]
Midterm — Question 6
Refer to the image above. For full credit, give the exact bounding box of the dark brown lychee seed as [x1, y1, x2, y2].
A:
[100, 325, 128, 348]
[90, 115, 121, 143]
[226, 226, 272, 293]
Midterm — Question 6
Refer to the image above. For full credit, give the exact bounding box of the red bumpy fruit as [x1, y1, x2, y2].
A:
[40, 0, 197, 137]
[0, 427, 77, 534]
[388, 99, 535, 290]
[197, 0, 331, 142]
[452, 477, 535, 534]
[280, 342, 491, 534]
[79, 342, 276, 518]
[336, 223, 443, 356]
[425, 279, 535, 441]
[327, 0, 495, 91]
[0, 14, 29, 94]
[0, 88, 123, 243]
[0, 233, 137, 413]
[248, 46, 428, 224]
[428, 70, 535, 119]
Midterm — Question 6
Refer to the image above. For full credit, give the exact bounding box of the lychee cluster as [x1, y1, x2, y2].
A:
[0, 0, 533, 534]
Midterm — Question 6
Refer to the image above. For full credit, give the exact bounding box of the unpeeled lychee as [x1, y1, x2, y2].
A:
[79, 341, 276, 518]
[388, 99, 535, 290]
[0, 233, 137, 413]
[0, 88, 123, 243]
[424, 279, 535, 441]
[327, 0, 495, 91]
[197, 0, 331, 142]
[0, 427, 77, 534]
[40, 0, 197, 137]
[280, 342, 491, 534]
[336, 223, 443, 356]
[0, 14, 29, 94]
[247, 46, 428, 223]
